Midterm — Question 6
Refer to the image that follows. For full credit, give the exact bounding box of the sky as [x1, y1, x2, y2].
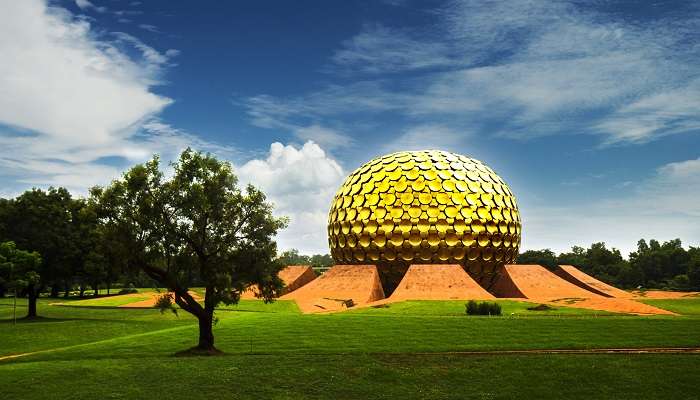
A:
[1, 0, 699, 257]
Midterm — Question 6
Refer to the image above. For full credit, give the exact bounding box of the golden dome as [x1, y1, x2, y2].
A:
[327, 150, 521, 285]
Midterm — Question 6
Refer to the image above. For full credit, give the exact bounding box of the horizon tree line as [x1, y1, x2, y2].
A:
[1, 148, 699, 350]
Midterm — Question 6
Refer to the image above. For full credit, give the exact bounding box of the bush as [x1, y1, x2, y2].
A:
[154, 293, 178, 315]
[466, 300, 478, 315]
[465, 300, 501, 316]
[118, 283, 137, 295]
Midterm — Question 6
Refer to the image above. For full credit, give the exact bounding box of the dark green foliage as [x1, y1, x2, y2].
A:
[118, 283, 138, 295]
[523, 239, 700, 290]
[465, 300, 501, 316]
[516, 249, 558, 270]
[0, 188, 75, 296]
[91, 148, 287, 351]
[0, 241, 42, 318]
[155, 293, 178, 316]
[277, 249, 332, 269]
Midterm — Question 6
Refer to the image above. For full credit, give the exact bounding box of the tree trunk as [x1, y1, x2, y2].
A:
[197, 311, 215, 350]
[79, 285, 85, 298]
[93, 284, 99, 297]
[27, 285, 38, 319]
[50, 285, 60, 298]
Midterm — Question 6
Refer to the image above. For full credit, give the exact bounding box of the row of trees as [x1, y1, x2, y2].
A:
[1, 149, 287, 352]
[1, 148, 698, 350]
[277, 249, 333, 270]
[517, 240, 700, 290]
[0, 187, 130, 301]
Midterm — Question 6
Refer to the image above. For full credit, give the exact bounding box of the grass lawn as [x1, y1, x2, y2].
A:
[62, 294, 153, 307]
[638, 298, 700, 316]
[1, 296, 699, 399]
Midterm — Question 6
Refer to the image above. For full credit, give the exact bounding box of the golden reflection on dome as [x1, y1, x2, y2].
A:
[327, 150, 521, 282]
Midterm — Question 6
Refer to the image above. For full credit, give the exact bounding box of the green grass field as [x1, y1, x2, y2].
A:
[1, 296, 699, 399]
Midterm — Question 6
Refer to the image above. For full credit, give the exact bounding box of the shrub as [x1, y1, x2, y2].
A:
[154, 293, 178, 315]
[466, 300, 478, 315]
[118, 283, 138, 295]
[465, 300, 501, 316]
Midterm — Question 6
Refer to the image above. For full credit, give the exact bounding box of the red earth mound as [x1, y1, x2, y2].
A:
[390, 264, 494, 301]
[491, 264, 673, 315]
[491, 264, 598, 299]
[241, 265, 317, 299]
[280, 264, 385, 313]
[555, 265, 634, 298]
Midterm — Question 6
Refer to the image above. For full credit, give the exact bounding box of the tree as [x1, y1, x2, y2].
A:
[0, 241, 42, 318]
[92, 149, 287, 353]
[2, 188, 76, 297]
[309, 253, 333, 268]
[581, 242, 627, 285]
[516, 249, 558, 270]
[277, 249, 311, 266]
[557, 246, 587, 268]
[687, 247, 700, 290]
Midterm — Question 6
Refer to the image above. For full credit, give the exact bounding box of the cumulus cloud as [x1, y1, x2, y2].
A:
[236, 141, 345, 254]
[0, 0, 214, 194]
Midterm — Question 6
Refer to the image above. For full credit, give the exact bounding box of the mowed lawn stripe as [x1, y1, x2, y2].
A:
[2, 354, 699, 400]
[6, 310, 700, 363]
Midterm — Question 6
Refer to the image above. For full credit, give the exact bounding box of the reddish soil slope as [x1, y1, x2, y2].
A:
[280, 265, 385, 313]
[491, 264, 598, 299]
[390, 264, 494, 300]
[555, 265, 634, 298]
[241, 265, 317, 299]
[491, 264, 674, 315]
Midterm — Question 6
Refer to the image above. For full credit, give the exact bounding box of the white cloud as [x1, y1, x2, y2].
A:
[75, 0, 106, 13]
[0, 0, 214, 195]
[522, 158, 700, 256]
[331, 24, 456, 74]
[382, 124, 466, 153]
[293, 124, 353, 150]
[248, 0, 700, 146]
[138, 24, 160, 33]
[236, 141, 345, 254]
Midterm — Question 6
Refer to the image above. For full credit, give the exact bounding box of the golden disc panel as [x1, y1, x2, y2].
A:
[327, 150, 521, 281]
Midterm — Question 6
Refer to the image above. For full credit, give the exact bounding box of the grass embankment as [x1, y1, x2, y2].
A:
[1, 296, 699, 399]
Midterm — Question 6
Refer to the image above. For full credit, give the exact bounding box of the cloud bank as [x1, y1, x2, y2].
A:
[0, 0, 220, 194]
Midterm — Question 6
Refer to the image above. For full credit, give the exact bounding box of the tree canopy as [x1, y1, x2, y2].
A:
[91, 148, 287, 352]
[517, 240, 700, 290]
[0, 241, 42, 318]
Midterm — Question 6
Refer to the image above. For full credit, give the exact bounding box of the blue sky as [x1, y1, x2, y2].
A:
[1, 0, 699, 256]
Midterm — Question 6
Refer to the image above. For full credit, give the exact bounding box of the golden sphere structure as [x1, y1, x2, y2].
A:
[327, 150, 521, 288]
